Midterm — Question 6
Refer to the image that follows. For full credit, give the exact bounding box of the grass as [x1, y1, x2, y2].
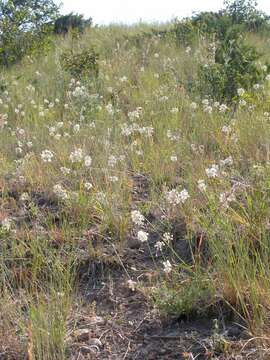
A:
[1, 22, 270, 358]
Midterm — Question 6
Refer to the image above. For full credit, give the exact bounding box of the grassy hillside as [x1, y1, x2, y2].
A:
[1, 22, 270, 358]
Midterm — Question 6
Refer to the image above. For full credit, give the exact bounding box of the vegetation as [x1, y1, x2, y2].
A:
[1, 0, 270, 358]
[54, 13, 92, 35]
[0, 0, 59, 66]
[60, 47, 99, 78]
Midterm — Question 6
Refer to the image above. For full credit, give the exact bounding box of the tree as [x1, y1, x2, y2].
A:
[0, 0, 59, 66]
[54, 13, 92, 35]
[224, 0, 267, 29]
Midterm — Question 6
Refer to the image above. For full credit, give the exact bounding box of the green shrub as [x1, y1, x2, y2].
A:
[154, 274, 215, 318]
[173, 19, 198, 46]
[60, 48, 99, 79]
[198, 29, 266, 102]
[54, 13, 92, 35]
[225, 0, 268, 30]
[172, 0, 269, 50]
[191, 11, 233, 40]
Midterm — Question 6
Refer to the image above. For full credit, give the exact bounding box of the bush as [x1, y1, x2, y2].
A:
[224, 0, 268, 30]
[60, 48, 99, 79]
[54, 13, 92, 35]
[172, 0, 269, 49]
[154, 274, 215, 318]
[191, 11, 234, 40]
[172, 19, 198, 46]
[198, 29, 266, 102]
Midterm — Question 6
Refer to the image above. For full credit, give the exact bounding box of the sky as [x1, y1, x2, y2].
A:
[58, 0, 270, 25]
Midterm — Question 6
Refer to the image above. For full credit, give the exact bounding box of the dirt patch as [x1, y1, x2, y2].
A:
[71, 257, 252, 360]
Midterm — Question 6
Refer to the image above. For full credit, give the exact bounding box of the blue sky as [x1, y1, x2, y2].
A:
[58, 0, 270, 25]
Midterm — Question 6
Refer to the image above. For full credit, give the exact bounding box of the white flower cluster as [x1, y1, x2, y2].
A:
[41, 150, 54, 163]
[219, 191, 236, 208]
[237, 88, 245, 96]
[53, 184, 69, 200]
[70, 148, 83, 163]
[221, 125, 232, 135]
[131, 210, 145, 226]
[220, 156, 233, 166]
[121, 123, 154, 137]
[72, 85, 88, 98]
[1, 218, 12, 231]
[202, 99, 212, 114]
[128, 107, 143, 120]
[137, 230, 148, 243]
[162, 260, 172, 274]
[197, 179, 207, 192]
[166, 188, 190, 205]
[205, 164, 219, 178]
[191, 144, 204, 154]
[167, 130, 180, 141]
[69, 149, 92, 167]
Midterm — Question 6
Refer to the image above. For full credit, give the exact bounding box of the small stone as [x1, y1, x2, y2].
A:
[88, 338, 102, 348]
[73, 328, 90, 342]
[128, 237, 142, 249]
[89, 315, 105, 325]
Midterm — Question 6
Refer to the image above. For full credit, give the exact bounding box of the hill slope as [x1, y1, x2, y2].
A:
[1, 24, 270, 358]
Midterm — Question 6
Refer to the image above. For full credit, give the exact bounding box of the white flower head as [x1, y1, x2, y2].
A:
[70, 148, 83, 163]
[1, 218, 12, 231]
[221, 125, 232, 135]
[137, 230, 148, 243]
[197, 179, 207, 192]
[60, 167, 71, 175]
[155, 241, 165, 252]
[170, 107, 179, 114]
[166, 188, 189, 205]
[53, 184, 69, 200]
[41, 150, 54, 163]
[84, 182, 93, 190]
[20, 192, 30, 201]
[162, 260, 172, 274]
[131, 210, 145, 226]
[237, 88, 245, 96]
[220, 156, 233, 166]
[127, 279, 136, 291]
[108, 155, 117, 167]
[84, 155, 92, 167]
[190, 102, 197, 110]
[205, 164, 219, 178]
[163, 232, 173, 243]
[73, 124, 80, 133]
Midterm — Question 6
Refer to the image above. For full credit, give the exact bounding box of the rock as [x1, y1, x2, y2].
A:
[88, 338, 102, 348]
[127, 237, 142, 249]
[226, 324, 243, 339]
[73, 328, 90, 342]
[79, 339, 102, 354]
[89, 315, 105, 325]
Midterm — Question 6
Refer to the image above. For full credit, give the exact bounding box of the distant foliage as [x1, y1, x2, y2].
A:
[0, 0, 59, 66]
[224, 0, 268, 29]
[191, 11, 232, 40]
[54, 13, 92, 35]
[167, 0, 270, 102]
[60, 48, 99, 79]
[172, 0, 269, 47]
